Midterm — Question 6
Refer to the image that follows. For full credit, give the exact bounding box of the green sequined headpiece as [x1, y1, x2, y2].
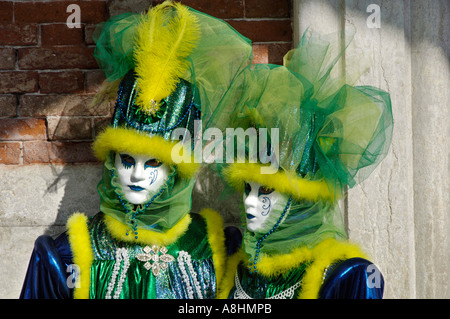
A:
[91, 1, 253, 233]
[216, 29, 393, 261]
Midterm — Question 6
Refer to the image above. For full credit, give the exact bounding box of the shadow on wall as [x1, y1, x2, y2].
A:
[43, 163, 102, 237]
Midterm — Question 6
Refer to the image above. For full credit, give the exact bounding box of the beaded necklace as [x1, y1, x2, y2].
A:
[249, 196, 293, 274]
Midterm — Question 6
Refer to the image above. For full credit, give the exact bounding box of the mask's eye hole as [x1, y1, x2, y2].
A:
[145, 159, 162, 168]
[120, 154, 135, 169]
[244, 182, 251, 196]
[258, 186, 274, 196]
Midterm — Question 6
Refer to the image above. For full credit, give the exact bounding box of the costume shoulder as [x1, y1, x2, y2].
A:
[20, 233, 73, 299]
[181, 209, 226, 257]
[319, 257, 384, 299]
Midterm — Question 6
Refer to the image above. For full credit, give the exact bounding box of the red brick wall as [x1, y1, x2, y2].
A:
[0, 0, 292, 165]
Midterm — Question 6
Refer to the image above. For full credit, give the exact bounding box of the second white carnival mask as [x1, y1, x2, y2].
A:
[243, 181, 288, 233]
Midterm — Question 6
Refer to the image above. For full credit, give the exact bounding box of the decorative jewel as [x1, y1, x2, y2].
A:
[137, 245, 174, 276]
[233, 271, 302, 299]
[106, 248, 130, 299]
[177, 250, 203, 299]
[322, 265, 330, 283]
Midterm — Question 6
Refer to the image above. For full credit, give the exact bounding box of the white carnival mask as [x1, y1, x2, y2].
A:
[243, 181, 287, 233]
[114, 152, 170, 205]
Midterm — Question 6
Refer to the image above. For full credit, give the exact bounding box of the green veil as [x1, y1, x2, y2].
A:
[215, 28, 393, 261]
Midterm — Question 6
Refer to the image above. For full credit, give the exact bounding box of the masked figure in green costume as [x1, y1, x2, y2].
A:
[214, 29, 393, 299]
[20, 1, 252, 299]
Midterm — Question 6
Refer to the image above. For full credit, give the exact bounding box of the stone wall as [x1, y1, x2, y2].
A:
[0, 0, 292, 298]
[293, 0, 449, 298]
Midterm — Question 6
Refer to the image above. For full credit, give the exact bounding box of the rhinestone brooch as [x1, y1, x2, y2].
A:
[137, 245, 174, 276]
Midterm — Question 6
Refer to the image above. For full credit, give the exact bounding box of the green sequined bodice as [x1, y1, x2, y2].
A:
[229, 262, 309, 299]
[87, 212, 216, 299]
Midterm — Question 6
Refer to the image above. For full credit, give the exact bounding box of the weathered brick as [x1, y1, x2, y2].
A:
[108, 0, 155, 17]
[51, 141, 98, 163]
[0, 95, 17, 117]
[18, 47, 97, 70]
[226, 19, 292, 42]
[0, 142, 21, 165]
[85, 69, 106, 93]
[152, 0, 244, 18]
[0, 48, 15, 70]
[245, 0, 291, 18]
[39, 71, 84, 94]
[0, 71, 39, 94]
[253, 42, 292, 64]
[15, 1, 107, 24]
[0, 118, 47, 141]
[0, 2, 13, 24]
[47, 116, 93, 141]
[84, 24, 97, 45]
[41, 23, 84, 46]
[93, 116, 111, 137]
[20, 94, 112, 117]
[252, 44, 269, 64]
[0, 24, 38, 46]
[266, 42, 292, 65]
[23, 140, 98, 164]
[22, 141, 51, 163]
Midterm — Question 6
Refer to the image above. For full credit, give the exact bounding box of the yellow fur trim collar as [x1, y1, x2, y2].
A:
[222, 163, 336, 202]
[217, 250, 243, 299]
[103, 213, 192, 247]
[258, 239, 367, 299]
[92, 126, 200, 178]
[198, 208, 227, 293]
[66, 212, 93, 299]
[220, 239, 367, 299]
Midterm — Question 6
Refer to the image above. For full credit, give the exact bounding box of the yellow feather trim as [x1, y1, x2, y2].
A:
[199, 208, 227, 294]
[299, 239, 367, 299]
[219, 238, 367, 299]
[256, 245, 314, 277]
[66, 212, 93, 299]
[134, 1, 200, 115]
[92, 126, 200, 178]
[223, 163, 336, 202]
[103, 213, 191, 247]
[217, 249, 243, 299]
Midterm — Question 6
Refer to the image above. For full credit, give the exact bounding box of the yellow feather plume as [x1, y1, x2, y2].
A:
[133, 1, 200, 115]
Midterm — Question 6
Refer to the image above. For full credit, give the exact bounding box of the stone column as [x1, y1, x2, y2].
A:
[343, 0, 417, 299]
[294, 0, 450, 299]
[410, 0, 450, 299]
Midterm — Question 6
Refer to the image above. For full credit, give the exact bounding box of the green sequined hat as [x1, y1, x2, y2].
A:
[215, 29, 393, 258]
[90, 1, 253, 234]
[92, 1, 253, 176]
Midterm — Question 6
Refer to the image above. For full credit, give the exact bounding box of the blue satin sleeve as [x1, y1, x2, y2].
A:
[224, 226, 242, 256]
[20, 232, 74, 299]
[319, 258, 384, 299]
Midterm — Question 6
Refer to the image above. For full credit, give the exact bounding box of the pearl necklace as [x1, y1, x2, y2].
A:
[177, 250, 203, 299]
[233, 271, 302, 299]
[106, 248, 130, 299]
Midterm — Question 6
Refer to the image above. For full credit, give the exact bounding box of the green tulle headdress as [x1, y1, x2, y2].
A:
[91, 1, 253, 237]
[217, 28, 393, 264]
